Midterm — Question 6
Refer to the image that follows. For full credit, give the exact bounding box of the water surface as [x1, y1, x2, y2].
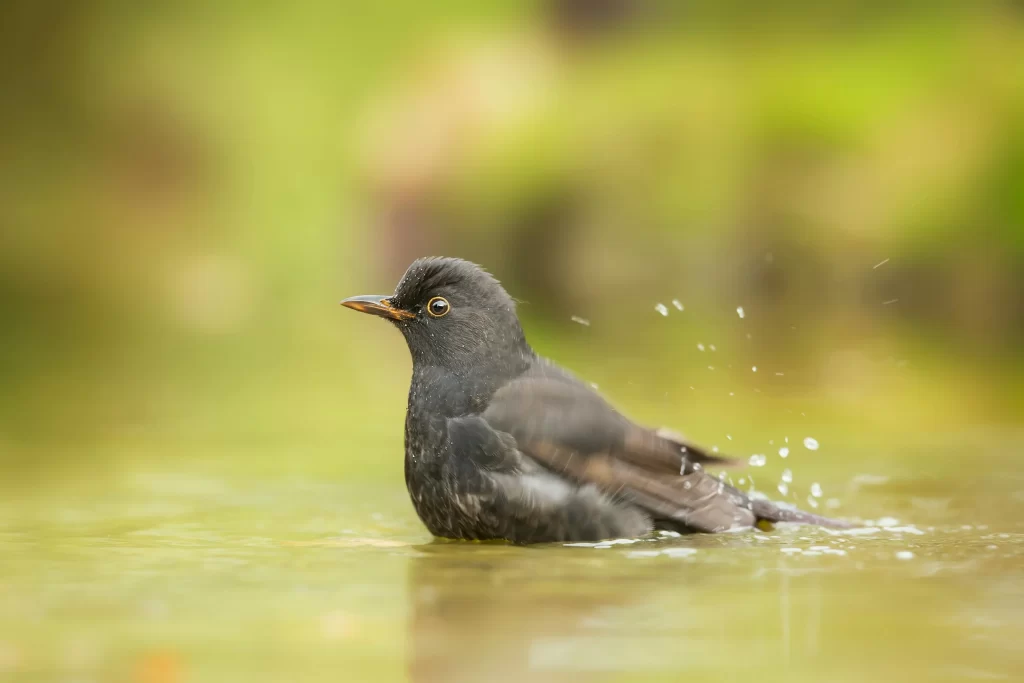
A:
[2, 435, 1022, 682]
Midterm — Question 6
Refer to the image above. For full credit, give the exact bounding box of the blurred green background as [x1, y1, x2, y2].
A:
[2, 0, 1022, 483]
[1, 2, 1024, 681]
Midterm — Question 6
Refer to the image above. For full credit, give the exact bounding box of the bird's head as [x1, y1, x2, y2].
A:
[342, 257, 533, 374]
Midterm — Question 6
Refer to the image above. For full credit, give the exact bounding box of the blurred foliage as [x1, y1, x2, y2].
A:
[1, 1, 1022, 482]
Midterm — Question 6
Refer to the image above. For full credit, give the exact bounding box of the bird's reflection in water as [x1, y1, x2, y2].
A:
[405, 542, 675, 683]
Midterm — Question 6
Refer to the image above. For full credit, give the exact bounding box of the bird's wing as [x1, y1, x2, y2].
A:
[482, 371, 847, 532]
[652, 427, 742, 468]
[483, 364, 726, 476]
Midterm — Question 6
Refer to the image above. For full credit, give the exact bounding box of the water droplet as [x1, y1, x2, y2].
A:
[672, 299, 684, 311]
[752, 366, 757, 372]
[697, 343, 706, 351]
[736, 306, 745, 319]
[748, 454, 766, 467]
[709, 344, 717, 351]
[726, 434, 733, 440]
[777, 483, 789, 496]
[803, 437, 819, 451]
[655, 303, 669, 316]
[807, 496, 819, 508]
[708, 365, 715, 371]
[895, 551, 914, 561]
[683, 481, 693, 490]
[810, 482, 823, 497]
[781, 469, 793, 483]
[778, 447, 789, 458]
[570, 315, 590, 326]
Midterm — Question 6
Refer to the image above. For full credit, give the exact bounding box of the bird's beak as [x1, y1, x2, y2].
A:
[340, 295, 415, 321]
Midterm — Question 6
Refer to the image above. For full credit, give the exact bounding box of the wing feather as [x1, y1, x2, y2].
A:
[483, 371, 849, 532]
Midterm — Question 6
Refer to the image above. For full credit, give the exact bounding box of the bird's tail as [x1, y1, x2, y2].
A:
[651, 429, 853, 530]
[752, 498, 854, 529]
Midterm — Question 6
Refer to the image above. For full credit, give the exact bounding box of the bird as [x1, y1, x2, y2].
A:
[341, 257, 849, 543]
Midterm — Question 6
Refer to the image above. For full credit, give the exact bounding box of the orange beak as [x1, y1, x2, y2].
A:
[340, 295, 415, 321]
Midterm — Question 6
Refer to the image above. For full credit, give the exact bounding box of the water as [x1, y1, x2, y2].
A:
[1, 438, 1023, 682]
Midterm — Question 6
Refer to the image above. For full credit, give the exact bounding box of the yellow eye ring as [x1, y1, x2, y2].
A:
[427, 296, 450, 318]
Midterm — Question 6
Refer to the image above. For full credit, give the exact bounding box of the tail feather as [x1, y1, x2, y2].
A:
[647, 429, 853, 530]
[752, 498, 853, 529]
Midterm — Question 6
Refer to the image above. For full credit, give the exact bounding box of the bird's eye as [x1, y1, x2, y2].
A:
[427, 296, 450, 318]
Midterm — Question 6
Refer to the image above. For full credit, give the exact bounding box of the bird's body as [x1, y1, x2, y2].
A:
[403, 358, 654, 542]
[343, 257, 848, 543]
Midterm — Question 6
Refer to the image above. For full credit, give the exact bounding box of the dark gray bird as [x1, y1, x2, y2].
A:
[342, 257, 848, 543]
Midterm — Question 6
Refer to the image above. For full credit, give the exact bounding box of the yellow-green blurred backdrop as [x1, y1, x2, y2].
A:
[2, 1, 1023, 487]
